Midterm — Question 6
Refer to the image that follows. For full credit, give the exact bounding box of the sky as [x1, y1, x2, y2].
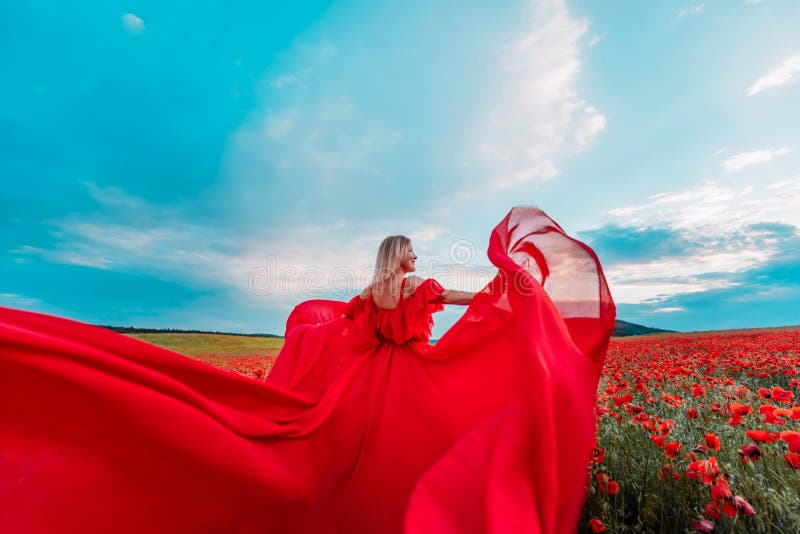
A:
[2, 0, 799, 336]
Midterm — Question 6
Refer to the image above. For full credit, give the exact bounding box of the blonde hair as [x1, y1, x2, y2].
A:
[372, 235, 411, 283]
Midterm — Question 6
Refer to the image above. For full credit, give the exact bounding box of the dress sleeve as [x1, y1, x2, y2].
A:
[422, 279, 446, 313]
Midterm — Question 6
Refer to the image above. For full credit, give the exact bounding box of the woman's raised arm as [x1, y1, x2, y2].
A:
[441, 288, 476, 306]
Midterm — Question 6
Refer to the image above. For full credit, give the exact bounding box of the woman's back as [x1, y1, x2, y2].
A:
[362, 275, 420, 310]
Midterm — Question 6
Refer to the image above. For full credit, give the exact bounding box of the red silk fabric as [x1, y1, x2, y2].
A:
[0, 207, 614, 533]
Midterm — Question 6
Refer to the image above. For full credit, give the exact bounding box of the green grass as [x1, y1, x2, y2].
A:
[125, 332, 284, 357]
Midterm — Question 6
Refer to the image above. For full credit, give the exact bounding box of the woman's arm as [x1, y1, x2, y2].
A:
[441, 289, 476, 305]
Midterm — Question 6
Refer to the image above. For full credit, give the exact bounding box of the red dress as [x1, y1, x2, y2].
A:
[0, 207, 615, 533]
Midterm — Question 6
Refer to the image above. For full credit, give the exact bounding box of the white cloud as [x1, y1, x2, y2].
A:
[121, 13, 145, 35]
[721, 146, 790, 173]
[0, 293, 44, 310]
[588, 32, 606, 47]
[747, 54, 800, 96]
[678, 3, 704, 17]
[598, 178, 800, 304]
[652, 307, 686, 313]
[469, 0, 605, 189]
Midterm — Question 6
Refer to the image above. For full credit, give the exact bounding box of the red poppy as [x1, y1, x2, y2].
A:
[784, 453, 800, 469]
[692, 385, 706, 397]
[704, 500, 722, 520]
[596, 472, 620, 495]
[745, 430, 776, 443]
[704, 433, 720, 450]
[711, 478, 732, 501]
[592, 445, 605, 464]
[739, 444, 762, 463]
[650, 434, 665, 448]
[687, 407, 699, 419]
[771, 387, 794, 403]
[664, 441, 682, 458]
[613, 392, 634, 406]
[589, 518, 605, 532]
[722, 500, 738, 517]
[729, 403, 753, 416]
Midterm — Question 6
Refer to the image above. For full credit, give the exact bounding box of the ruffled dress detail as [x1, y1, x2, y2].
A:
[340, 277, 445, 351]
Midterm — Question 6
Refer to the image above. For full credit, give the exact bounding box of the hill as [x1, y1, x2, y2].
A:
[612, 319, 674, 337]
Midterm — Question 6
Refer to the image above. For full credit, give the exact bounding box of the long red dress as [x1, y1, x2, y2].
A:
[0, 207, 615, 533]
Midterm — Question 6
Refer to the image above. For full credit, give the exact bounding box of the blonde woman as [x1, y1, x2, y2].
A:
[364, 235, 476, 308]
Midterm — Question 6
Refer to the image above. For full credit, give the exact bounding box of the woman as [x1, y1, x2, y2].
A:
[0, 207, 615, 533]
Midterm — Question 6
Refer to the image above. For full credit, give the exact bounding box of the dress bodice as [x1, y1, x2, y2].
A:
[342, 277, 446, 346]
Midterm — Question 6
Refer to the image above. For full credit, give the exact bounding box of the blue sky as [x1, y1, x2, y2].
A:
[2, 0, 799, 336]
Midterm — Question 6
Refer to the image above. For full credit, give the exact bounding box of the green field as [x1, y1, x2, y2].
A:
[125, 332, 284, 378]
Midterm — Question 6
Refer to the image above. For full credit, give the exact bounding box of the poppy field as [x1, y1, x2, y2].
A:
[581, 328, 800, 533]
[131, 327, 800, 532]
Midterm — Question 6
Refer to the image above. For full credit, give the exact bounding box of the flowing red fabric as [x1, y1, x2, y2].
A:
[0, 207, 615, 533]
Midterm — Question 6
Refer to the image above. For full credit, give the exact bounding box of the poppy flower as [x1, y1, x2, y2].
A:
[739, 444, 762, 463]
[784, 453, 800, 469]
[745, 430, 776, 443]
[705, 433, 720, 450]
[589, 518, 605, 532]
[692, 519, 714, 533]
[704, 500, 722, 520]
[687, 407, 699, 419]
[733, 496, 755, 516]
[592, 445, 605, 464]
[596, 472, 620, 495]
[722, 500, 738, 517]
[730, 403, 753, 416]
[664, 441, 682, 458]
[711, 478, 732, 501]
[614, 392, 634, 406]
[771, 387, 794, 403]
[651, 434, 665, 448]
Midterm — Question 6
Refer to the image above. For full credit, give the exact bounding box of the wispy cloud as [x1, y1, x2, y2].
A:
[747, 54, 800, 96]
[678, 3, 705, 17]
[470, 0, 605, 189]
[0, 293, 44, 310]
[588, 32, 606, 47]
[721, 146, 790, 173]
[652, 307, 685, 313]
[121, 13, 145, 34]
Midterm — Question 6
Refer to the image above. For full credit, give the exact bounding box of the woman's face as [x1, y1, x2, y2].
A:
[400, 243, 418, 273]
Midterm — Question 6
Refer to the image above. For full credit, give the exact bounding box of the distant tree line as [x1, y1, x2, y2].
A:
[97, 325, 283, 338]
